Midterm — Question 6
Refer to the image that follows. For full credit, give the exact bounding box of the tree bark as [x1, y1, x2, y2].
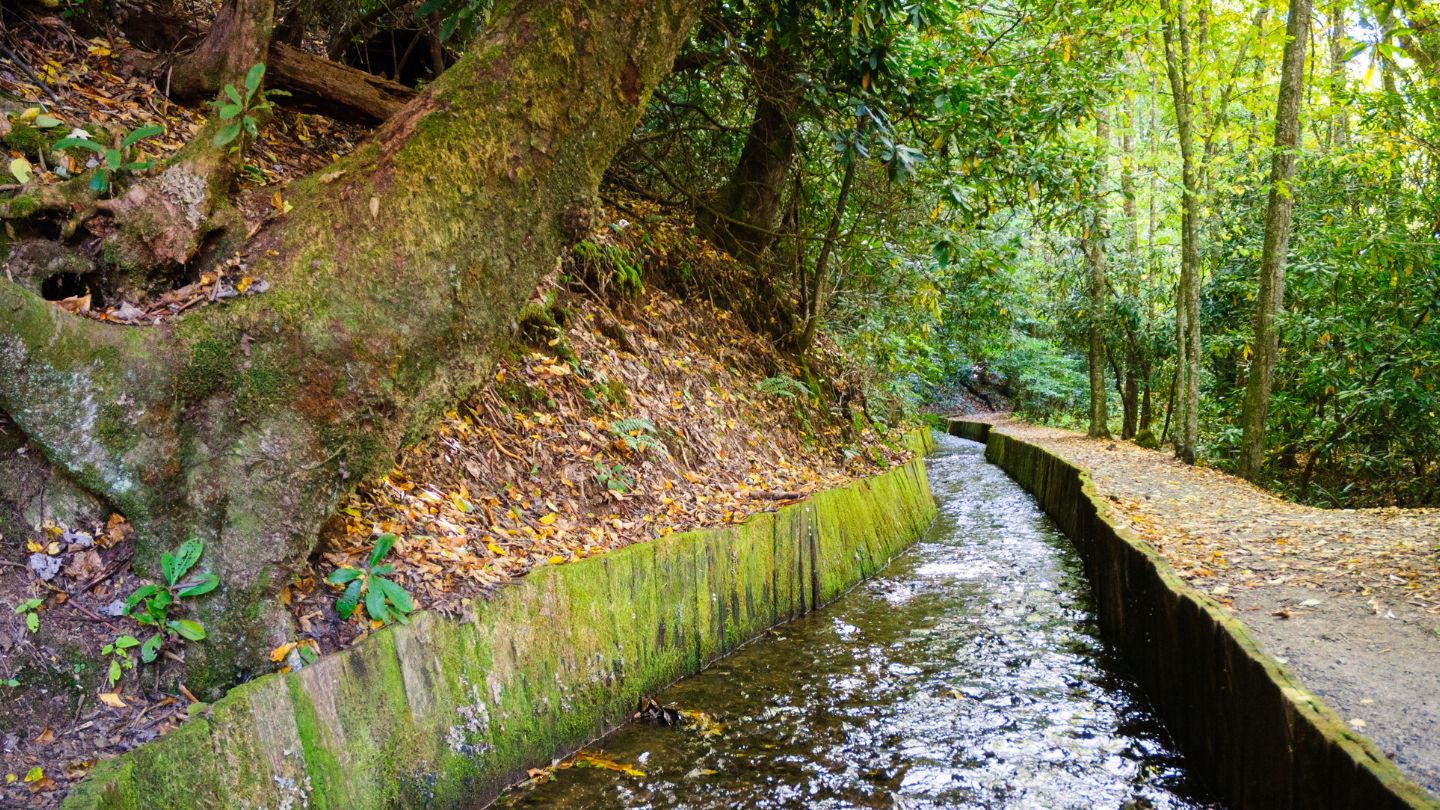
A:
[796, 119, 861, 354]
[1160, 0, 1202, 463]
[1083, 113, 1111, 439]
[700, 22, 802, 260]
[168, 0, 278, 99]
[0, 0, 702, 694]
[266, 42, 416, 123]
[1119, 91, 1141, 440]
[1237, 0, 1312, 479]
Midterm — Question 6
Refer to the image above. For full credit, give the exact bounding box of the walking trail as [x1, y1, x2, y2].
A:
[963, 417, 1440, 795]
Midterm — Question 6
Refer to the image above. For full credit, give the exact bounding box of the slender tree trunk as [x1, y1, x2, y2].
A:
[1084, 113, 1112, 439]
[796, 120, 861, 353]
[1119, 93, 1141, 440]
[1160, 0, 1202, 463]
[1237, 0, 1313, 479]
[1328, 0, 1349, 147]
[0, 0, 703, 694]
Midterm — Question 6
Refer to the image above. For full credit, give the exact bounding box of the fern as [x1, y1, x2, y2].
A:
[755, 375, 811, 400]
[609, 417, 666, 456]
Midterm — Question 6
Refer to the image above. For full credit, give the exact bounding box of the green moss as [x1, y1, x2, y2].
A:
[2, 193, 41, 219]
[3, 122, 43, 155]
[179, 336, 237, 401]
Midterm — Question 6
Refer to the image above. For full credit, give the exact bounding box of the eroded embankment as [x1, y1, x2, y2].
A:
[948, 418, 1437, 810]
[61, 432, 935, 810]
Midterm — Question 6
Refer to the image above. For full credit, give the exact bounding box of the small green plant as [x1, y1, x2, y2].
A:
[3, 676, 17, 688]
[573, 240, 644, 294]
[213, 63, 286, 149]
[14, 598, 42, 633]
[755, 375, 812, 400]
[326, 533, 415, 625]
[100, 635, 140, 687]
[609, 417, 665, 456]
[593, 460, 634, 494]
[124, 538, 218, 664]
[54, 124, 163, 193]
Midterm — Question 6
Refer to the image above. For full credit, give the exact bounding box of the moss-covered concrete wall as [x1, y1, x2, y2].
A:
[948, 418, 1437, 810]
[64, 431, 936, 810]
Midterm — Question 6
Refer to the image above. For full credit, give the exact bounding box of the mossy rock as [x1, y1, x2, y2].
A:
[1134, 429, 1159, 449]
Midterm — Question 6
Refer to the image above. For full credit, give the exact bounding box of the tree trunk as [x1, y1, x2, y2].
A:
[168, 0, 278, 98]
[796, 120, 861, 354]
[1084, 114, 1111, 439]
[700, 26, 802, 260]
[0, 0, 702, 695]
[1160, 0, 1202, 463]
[1119, 92, 1141, 440]
[266, 42, 415, 123]
[1237, 0, 1312, 479]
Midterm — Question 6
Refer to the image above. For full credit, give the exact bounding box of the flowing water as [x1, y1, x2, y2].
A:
[502, 433, 1217, 809]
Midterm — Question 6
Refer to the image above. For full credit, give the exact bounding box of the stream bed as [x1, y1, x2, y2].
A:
[501, 432, 1217, 809]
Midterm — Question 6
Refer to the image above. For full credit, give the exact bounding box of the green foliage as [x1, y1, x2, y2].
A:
[326, 533, 415, 625]
[14, 598, 42, 634]
[755, 375, 813, 400]
[592, 460, 634, 494]
[608, 417, 665, 456]
[572, 240, 644, 295]
[100, 635, 140, 687]
[123, 538, 218, 664]
[54, 124, 163, 194]
[213, 63, 286, 149]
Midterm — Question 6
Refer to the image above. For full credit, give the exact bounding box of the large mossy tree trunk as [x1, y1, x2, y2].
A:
[0, 0, 702, 695]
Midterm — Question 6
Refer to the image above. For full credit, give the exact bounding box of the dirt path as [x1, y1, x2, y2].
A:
[965, 417, 1440, 795]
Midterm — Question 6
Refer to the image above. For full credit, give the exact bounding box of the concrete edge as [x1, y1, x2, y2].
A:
[62, 429, 938, 810]
[947, 418, 1437, 810]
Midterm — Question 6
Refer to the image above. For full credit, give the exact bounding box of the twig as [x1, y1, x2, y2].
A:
[0, 34, 60, 102]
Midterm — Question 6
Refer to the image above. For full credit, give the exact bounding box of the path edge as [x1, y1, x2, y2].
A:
[949, 417, 1437, 810]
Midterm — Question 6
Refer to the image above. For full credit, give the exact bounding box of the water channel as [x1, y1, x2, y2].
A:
[502, 433, 1217, 809]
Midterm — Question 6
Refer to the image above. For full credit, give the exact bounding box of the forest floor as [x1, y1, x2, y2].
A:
[0, 186, 916, 806]
[959, 415, 1440, 795]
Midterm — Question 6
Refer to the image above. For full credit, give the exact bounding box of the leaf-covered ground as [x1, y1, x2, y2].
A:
[0, 193, 916, 806]
[286, 196, 914, 656]
[966, 416, 1440, 793]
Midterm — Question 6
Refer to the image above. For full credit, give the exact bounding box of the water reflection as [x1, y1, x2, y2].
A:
[501, 433, 1216, 809]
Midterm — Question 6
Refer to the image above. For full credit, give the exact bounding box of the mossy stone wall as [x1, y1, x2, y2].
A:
[64, 431, 936, 809]
[948, 418, 1437, 810]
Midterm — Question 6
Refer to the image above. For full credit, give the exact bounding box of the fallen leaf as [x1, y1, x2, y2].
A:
[97, 692, 127, 708]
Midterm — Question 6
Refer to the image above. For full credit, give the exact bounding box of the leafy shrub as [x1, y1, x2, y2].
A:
[326, 533, 415, 625]
[123, 537, 218, 664]
[213, 63, 286, 149]
[54, 124, 163, 194]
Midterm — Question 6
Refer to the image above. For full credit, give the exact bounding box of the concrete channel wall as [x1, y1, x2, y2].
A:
[948, 418, 1437, 810]
[64, 432, 936, 809]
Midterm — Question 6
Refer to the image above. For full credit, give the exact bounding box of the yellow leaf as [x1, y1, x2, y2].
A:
[270, 642, 297, 662]
[97, 692, 126, 708]
[23, 767, 42, 783]
[538, 513, 558, 526]
[547, 555, 566, 565]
